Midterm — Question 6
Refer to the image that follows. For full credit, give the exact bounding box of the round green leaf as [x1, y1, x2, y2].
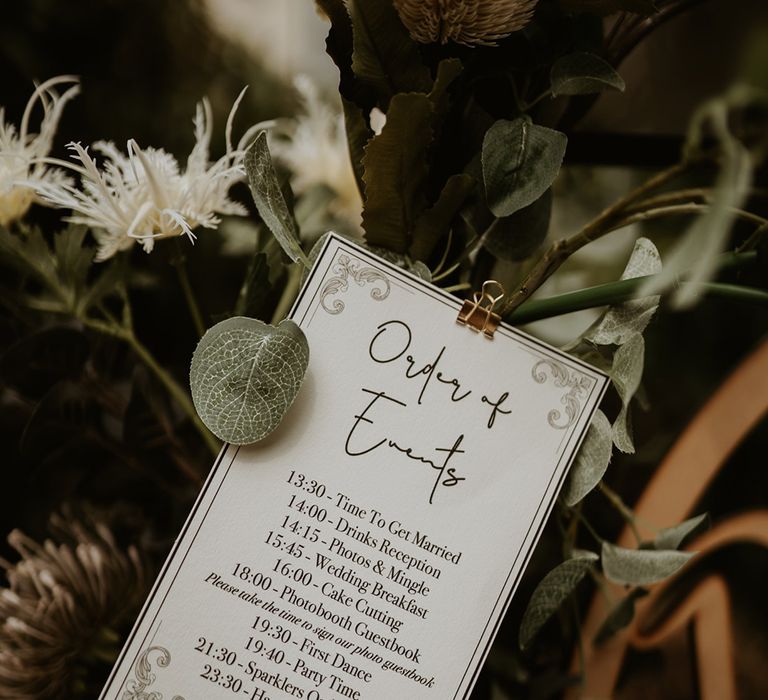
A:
[550, 52, 626, 96]
[190, 317, 309, 445]
[482, 118, 567, 218]
[483, 189, 552, 261]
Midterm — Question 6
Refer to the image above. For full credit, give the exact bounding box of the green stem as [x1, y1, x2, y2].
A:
[505, 254, 763, 325]
[125, 332, 220, 456]
[271, 264, 302, 324]
[171, 245, 206, 338]
[81, 317, 220, 456]
[599, 481, 642, 545]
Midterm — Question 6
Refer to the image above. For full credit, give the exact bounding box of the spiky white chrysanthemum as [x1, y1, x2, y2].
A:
[0, 76, 79, 227]
[269, 76, 363, 231]
[393, 0, 538, 47]
[34, 92, 252, 261]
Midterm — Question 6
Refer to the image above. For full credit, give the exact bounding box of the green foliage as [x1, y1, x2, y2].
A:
[601, 541, 696, 585]
[410, 174, 476, 261]
[639, 88, 759, 307]
[483, 190, 552, 262]
[653, 513, 709, 550]
[245, 132, 310, 268]
[610, 333, 644, 453]
[584, 237, 661, 345]
[550, 52, 625, 96]
[0, 225, 123, 318]
[593, 588, 648, 645]
[562, 409, 612, 506]
[190, 317, 309, 445]
[348, 0, 432, 107]
[519, 553, 598, 650]
[361, 93, 434, 253]
[482, 118, 567, 218]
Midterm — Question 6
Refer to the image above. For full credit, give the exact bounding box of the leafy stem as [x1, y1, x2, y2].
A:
[598, 481, 642, 545]
[270, 263, 303, 324]
[499, 161, 692, 316]
[504, 252, 764, 324]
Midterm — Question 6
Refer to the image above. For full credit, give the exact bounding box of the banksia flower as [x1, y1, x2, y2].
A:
[0, 76, 79, 227]
[0, 510, 147, 699]
[393, 0, 538, 47]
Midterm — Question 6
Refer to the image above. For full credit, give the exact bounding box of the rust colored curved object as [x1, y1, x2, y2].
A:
[572, 339, 768, 699]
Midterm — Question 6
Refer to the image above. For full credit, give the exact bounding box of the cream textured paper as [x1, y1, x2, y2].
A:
[101, 234, 608, 700]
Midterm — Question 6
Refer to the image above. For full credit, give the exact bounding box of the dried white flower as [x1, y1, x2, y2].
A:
[33, 91, 252, 261]
[269, 76, 363, 232]
[0, 76, 79, 227]
[393, 0, 538, 47]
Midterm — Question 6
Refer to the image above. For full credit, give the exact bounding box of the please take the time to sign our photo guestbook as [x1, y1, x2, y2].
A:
[100, 234, 608, 700]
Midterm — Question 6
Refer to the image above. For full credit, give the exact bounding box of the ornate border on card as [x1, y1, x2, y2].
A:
[320, 253, 390, 314]
[532, 359, 594, 430]
[121, 646, 184, 700]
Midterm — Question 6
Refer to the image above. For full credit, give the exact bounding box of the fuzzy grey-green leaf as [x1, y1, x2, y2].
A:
[550, 52, 625, 96]
[654, 513, 709, 551]
[190, 317, 309, 444]
[610, 333, 645, 453]
[562, 409, 612, 506]
[245, 132, 311, 267]
[482, 118, 567, 218]
[585, 237, 661, 346]
[602, 541, 695, 585]
[519, 553, 598, 649]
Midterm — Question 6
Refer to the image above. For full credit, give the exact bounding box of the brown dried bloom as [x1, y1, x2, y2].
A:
[0, 511, 147, 699]
[393, 0, 538, 47]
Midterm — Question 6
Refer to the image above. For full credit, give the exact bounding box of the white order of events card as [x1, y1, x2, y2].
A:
[101, 234, 608, 700]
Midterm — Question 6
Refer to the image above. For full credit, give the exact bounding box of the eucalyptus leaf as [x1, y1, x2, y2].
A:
[245, 132, 310, 268]
[519, 553, 598, 649]
[610, 333, 644, 453]
[562, 409, 612, 506]
[550, 52, 625, 96]
[482, 118, 567, 218]
[594, 588, 648, 646]
[483, 189, 552, 262]
[585, 237, 661, 346]
[654, 513, 709, 551]
[601, 541, 695, 586]
[361, 92, 434, 252]
[190, 317, 309, 445]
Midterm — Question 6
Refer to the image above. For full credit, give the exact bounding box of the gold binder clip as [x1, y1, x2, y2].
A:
[457, 280, 505, 338]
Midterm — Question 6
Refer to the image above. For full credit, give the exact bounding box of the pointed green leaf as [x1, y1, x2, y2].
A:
[361, 92, 434, 252]
[654, 513, 709, 551]
[245, 132, 310, 268]
[482, 118, 567, 218]
[562, 409, 613, 506]
[594, 588, 648, 646]
[585, 237, 661, 346]
[610, 333, 644, 453]
[349, 0, 431, 106]
[602, 541, 696, 586]
[519, 553, 598, 649]
[551, 52, 625, 96]
[190, 317, 309, 444]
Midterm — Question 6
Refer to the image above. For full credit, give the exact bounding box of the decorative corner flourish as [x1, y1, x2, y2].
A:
[121, 646, 184, 700]
[320, 254, 390, 314]
[532, 359, 594, 429]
